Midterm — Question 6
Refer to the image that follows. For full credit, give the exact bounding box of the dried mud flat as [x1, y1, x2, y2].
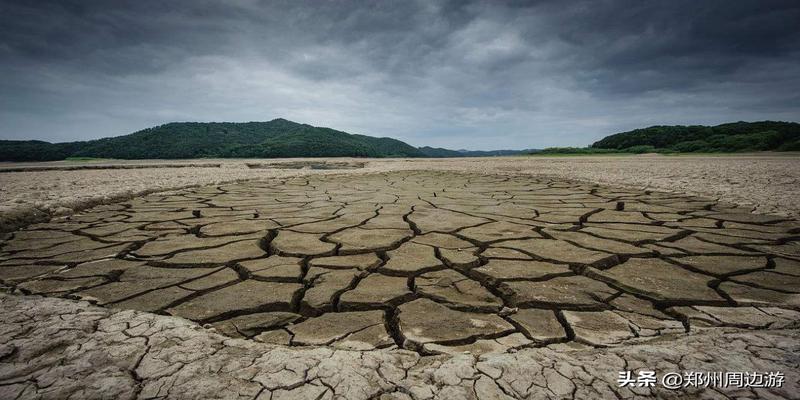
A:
[2, 154, 800, 233]
[2, 170, 800, 399]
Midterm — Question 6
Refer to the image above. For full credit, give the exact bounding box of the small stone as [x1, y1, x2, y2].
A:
[498, 306, 518, 317]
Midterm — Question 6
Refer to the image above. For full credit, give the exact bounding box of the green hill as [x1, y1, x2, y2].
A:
[0, 119, 426, 161]
[590, 121, 800, 152]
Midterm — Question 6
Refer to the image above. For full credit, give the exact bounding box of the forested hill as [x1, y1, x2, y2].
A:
[0, 119, 426, 161]
[591, 121, 800, 152]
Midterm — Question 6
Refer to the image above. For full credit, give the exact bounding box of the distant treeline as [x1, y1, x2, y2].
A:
[3, 119, 798, 162]
[535, 121, 800, 154]
[417, 146, 534, 157]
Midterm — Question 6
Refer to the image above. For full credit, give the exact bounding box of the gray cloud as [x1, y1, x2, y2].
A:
[1, 0, 798, 149]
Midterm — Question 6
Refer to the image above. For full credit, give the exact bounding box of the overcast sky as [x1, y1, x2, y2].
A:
[1, 0, 798, 149]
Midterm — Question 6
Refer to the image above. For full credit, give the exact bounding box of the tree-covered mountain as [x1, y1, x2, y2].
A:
[0, 119, 427, 161]
[590, 121, 800, 152]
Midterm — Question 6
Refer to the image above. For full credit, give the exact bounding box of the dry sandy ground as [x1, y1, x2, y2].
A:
[1, 154, 798, 232]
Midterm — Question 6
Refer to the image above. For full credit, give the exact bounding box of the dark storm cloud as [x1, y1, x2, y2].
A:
[1, 0, 798, 148]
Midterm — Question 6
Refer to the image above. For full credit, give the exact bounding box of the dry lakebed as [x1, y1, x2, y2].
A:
[0, 155, 799, 399]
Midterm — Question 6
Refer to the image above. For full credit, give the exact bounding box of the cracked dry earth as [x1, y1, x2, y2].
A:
[1, 171, 799, 399]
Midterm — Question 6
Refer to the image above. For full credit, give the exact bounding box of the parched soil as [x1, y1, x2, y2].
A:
[1, 164, 799, 399]
[3, 172, 800, 342]
[1, 154, 799, 234]
[0, 161, 373, 232]
[2, 293, 798, 399]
